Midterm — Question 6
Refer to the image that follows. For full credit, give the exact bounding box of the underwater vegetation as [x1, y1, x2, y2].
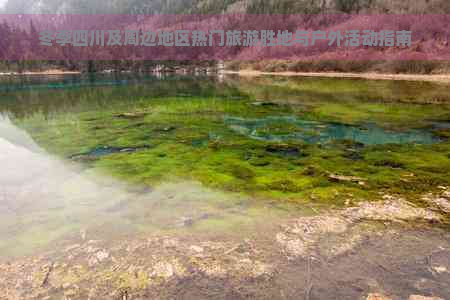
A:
[3, 74, 450, 208]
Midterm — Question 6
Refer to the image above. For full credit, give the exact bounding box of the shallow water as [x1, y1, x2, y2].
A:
[0, 114, 293, 258]
[225, 115, 441, 145]
[0, 73, 450, 258]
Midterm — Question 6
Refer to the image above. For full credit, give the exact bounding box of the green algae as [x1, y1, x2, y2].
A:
[1, 75, 450, 220]
[3, 75, 449, 206]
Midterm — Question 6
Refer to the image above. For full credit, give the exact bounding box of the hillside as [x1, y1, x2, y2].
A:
[0, 0, 449, 75]
[2, 0, 450, 15]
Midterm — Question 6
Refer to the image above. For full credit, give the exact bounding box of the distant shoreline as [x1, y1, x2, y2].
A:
[1, 69, 450, 84]
[224, 70, 450, 84]
[0, 70, 81, 76]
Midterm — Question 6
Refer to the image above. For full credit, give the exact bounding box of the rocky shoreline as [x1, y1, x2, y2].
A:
[224, 70, 450, 84]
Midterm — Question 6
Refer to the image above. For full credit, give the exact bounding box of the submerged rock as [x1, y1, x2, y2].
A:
[265, 144, 301, 157]
[174, 213, 211, 228]
[150, 260, 185, 279]
[429, 197, 450, 213]
[175, 216, 194, 227]
[248, 157, 271, 166]
[277, 196, 445, 259]
[366, 293, 393, 300]
[343, 199, 441, 223]
[88, 250, 109, 267]
[250, 101, 280, 107]
[444, 190, 450, 198]
[422, 189, 450, 213]
[69, 145, 150, 161]
[113, 112, 147, 119]
[343, 149, 364, 160]
[276, 216, 350, 258]
[328, 174, 365, 184]
[373, 159, 404, 169]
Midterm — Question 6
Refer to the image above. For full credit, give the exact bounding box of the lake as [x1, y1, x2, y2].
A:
[0, 73, 449, 258]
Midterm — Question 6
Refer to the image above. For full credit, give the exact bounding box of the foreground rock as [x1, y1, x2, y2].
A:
[277, 196, 444, 259]
[422, 187, 450, 213]
[0, 237, 274, 300]
[276, 215, 354, 259]
[343, 199, 441, 223]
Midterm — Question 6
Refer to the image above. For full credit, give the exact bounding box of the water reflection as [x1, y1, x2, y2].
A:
[0, 115, 281, 258]
[0, 114, 122, 256]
